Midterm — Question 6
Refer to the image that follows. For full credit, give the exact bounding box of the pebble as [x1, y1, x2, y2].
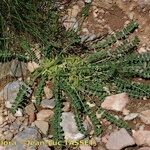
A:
[0, 115, 4, 125]
[62, 102, 71, 112]
[85, 0, 91, 3]
[10, 60, 27, 77]
[14, 108, 23, 117]
[34, 120, 49, 135]
[132, 130, 150, 146]
[101, 93, 129, 112]
[124, 113, 139, 121]
[106, 128, 135, 150]
[25, 103, 36, 115]
[3, 81, 23, 105]
[27, 61, 39, 73]
[3, 131, 14, 140]
[140, 110, 150, 124]
[44, 86, 53, 99]
[36, 109, 54, 121]
[60, 112, 86, 140]
[41, 99, 55, 109]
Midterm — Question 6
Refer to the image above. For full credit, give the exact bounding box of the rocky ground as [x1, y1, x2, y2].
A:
[0, 0, 150, 150]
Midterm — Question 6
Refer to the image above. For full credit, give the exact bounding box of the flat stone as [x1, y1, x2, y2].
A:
[106, 128, 135, 150]
[41, 99, 55, 109]
[124, 113, 139, 121]
[132, 130, 150, 146]
[101, 93, 129, 112]
[140, 110, 150, 124]
[60, 112, 86, 141]
[36, 109, 54, 121]
[34, 120, 49, 135]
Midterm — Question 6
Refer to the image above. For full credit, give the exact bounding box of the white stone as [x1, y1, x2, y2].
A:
[106, 128, 135, 150]
[85, 0, 92, 3]
[101, 93, 129, 112]
[60, 112, 85, 141]
[14, 108, 23, 117]
[124, 113, 139, 121]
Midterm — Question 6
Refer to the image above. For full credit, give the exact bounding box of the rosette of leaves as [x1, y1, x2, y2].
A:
[8, 20, 150, 144]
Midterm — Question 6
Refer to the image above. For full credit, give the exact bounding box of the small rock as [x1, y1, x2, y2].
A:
[62, 102, 71, 112]
[0, 115, 4, 125]
[60, 112, 86, 140]
[5, 101, 12, 108]
[41, 99, 55, 109]
[106, 128, 135, 150]
[27, 61, 39, 73]
[4, 131, 14, 140]
[138, 147, 150, 150]
[44, 86, 53, 99]
[80, 145, 92, 150]
[6, 127, 41, 150]
[25, 103, 36, 115]
[34, 120, 49, 135]
[14, 108, 23, 117]
[132, 130, 150, 146]
[124, 113, 139, 121]
[140, 110, 150, 124]
[138, 47, 147, 53]
[101, 93, 129, 112]
[37, 109, 54, 121]
[3, 81, 22, 104]
[85, 0, 91, 3]
[29, 112, 36, 124]
[10, 60, 27, 77]
[68, 5, 80, 18]
[63, 17, 78, 31]
[86, 102, 96, 108]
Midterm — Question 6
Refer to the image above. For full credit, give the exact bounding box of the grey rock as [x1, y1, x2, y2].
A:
[3, 80, 23, 104]
[10, 60, 27, 77]
[41, 99, 55, 109]
[124, 113, 139, 121]
[106, 128, 135, 150]
[6, 127, 41, 150]
[60, 112, 86, 141]
[3, 80, 31, 108]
